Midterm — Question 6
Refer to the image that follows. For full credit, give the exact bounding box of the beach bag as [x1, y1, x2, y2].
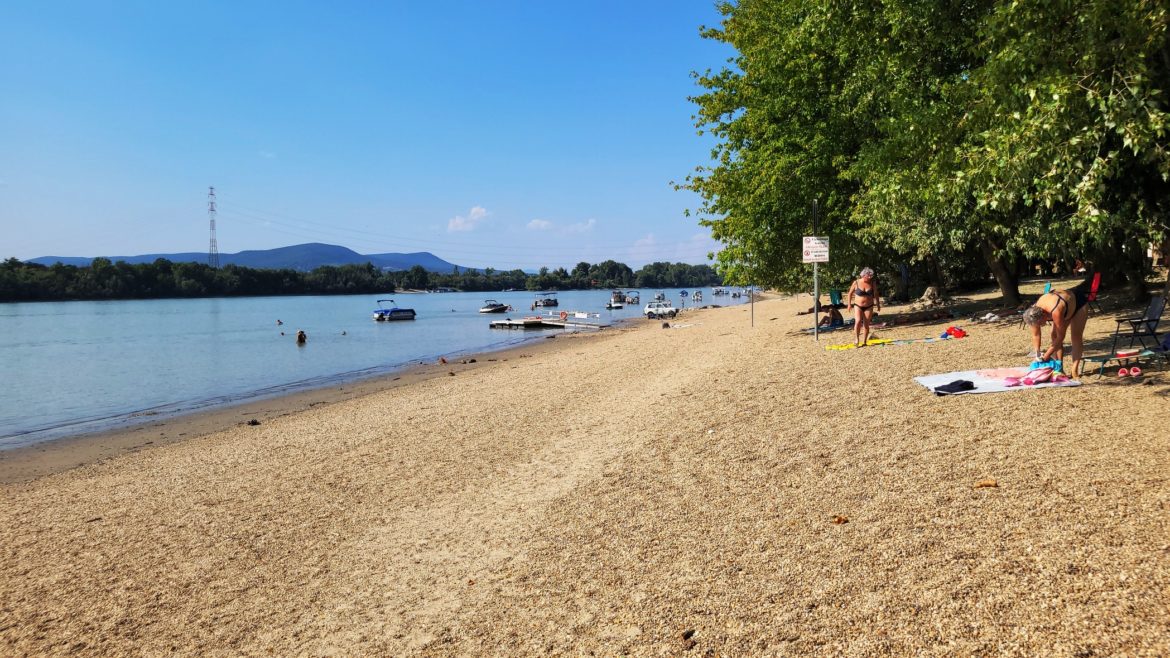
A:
[1022, 366, 1054, 385]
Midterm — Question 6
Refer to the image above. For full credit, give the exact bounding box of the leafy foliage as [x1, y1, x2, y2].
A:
[686, 0, 1170, 301]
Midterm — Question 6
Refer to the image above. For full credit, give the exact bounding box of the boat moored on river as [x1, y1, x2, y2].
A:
[372, 299, 416, 321]
[479, 299, 510, 313]
[533, 291, 559, 307]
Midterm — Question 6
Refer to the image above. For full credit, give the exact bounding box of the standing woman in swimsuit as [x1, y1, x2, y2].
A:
[1022, 288, 1089, 376]
[847, 267, 881, 347]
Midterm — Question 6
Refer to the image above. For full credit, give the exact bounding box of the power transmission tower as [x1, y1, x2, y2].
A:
[208, 186, 220, 268]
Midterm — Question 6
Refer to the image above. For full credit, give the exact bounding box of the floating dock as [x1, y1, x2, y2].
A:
[489, 314, 608, 331]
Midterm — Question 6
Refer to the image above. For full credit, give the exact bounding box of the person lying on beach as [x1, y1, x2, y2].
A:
[797, 297, 824, 316]
[1022, 288, 1088, 376]
[818, 306, 844, 327]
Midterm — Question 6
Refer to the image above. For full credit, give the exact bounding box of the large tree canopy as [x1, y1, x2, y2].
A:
[688, 0, 1170, 302]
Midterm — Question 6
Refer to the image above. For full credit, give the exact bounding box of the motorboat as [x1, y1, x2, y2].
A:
[606, 289, 625, 309]
[533, 291, 559, 307]
[479, 299, 510, 313]
[692, 290, 703, 302]
[653, 291, 666, 302]
[624, 291, 641, 304]
[372, 299, 416, 321]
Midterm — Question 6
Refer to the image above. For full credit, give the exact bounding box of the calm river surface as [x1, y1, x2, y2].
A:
[0, 288, 748, 449]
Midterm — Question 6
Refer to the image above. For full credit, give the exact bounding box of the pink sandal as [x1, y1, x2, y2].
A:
[1118, 368, 1129, 377]
[1130, 366, 1143, 377]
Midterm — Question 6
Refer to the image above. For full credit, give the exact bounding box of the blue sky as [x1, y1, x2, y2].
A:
[1, 1, 733, 270]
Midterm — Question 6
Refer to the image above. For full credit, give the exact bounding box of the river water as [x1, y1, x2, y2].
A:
[0, 288, 748, 448]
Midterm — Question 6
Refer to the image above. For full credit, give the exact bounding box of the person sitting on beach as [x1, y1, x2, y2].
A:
[847, 267, 881, 346]
[296, 330, 307, 345]
[1022, 288, 1088, 376]
[818, 306, 844, 327]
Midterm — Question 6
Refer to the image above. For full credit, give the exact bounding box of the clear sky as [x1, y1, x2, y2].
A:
[1, 1, 733, 270]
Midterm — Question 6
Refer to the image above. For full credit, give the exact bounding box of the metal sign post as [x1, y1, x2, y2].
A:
[803, 201, 829, 339]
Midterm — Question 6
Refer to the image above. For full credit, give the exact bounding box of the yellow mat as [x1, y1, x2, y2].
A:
[825, 338, 893, 351]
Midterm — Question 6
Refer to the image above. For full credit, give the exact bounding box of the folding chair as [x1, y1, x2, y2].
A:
[1109, 295, 1165, 353]
[1084, 272, 1102, 314]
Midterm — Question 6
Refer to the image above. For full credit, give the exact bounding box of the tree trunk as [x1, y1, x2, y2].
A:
[924, 255, 945, 290]
[894, 262, 910, 302]
[1119, 235, 1151, 303]
[980, 240, 1021, 306]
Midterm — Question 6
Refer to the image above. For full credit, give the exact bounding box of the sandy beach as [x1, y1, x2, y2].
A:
[2, 282, 1167, 656]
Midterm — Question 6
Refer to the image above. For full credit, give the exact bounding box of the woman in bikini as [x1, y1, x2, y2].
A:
[847, 267, 881, 347]
[1022, 288, 1089, 376]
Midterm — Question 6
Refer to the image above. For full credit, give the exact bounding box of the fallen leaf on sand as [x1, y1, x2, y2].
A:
[831, 515, 849, 525]
[975, 478, 998, 489]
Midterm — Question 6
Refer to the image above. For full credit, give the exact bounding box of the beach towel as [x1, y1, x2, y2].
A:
[914, 370, 1081, 395]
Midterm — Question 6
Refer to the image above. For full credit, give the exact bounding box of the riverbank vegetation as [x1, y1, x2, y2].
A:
[686, 0, 1170, 303]
[0, 257, 720, 302]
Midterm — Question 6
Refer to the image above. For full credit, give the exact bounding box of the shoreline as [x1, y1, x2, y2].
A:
[0, 321, 633, 485]
[3, 290, 1165, 656]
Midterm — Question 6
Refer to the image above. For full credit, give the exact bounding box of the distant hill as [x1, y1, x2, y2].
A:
[27, 243, 471, 273]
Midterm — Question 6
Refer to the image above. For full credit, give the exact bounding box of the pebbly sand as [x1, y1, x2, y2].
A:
[1, 282, 1167, 656]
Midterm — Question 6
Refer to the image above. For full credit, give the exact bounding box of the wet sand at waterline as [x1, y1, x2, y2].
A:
[2, 286, 1167, 656]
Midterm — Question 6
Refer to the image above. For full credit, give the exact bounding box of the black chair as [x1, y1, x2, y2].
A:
[1110, 295, 1165, 353]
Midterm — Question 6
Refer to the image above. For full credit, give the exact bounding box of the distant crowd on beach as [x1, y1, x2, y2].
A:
[800, 264, 1118, 377]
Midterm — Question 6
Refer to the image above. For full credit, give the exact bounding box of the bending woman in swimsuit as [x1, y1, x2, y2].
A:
[847, 267, 881, 347]
[1022, 288, 1089, 376]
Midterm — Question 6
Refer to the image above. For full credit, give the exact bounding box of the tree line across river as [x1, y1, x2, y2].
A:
[0, 257, 721, 303]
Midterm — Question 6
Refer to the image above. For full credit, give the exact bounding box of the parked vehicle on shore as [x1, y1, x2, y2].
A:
[644, 300, 678, 319]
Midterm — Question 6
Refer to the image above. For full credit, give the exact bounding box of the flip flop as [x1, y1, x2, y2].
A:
[1118, 368, 1129, 377]
[1130, 366, 1143, 377]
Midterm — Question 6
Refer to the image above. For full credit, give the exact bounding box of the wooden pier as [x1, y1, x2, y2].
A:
[489, 314, 608, 331]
